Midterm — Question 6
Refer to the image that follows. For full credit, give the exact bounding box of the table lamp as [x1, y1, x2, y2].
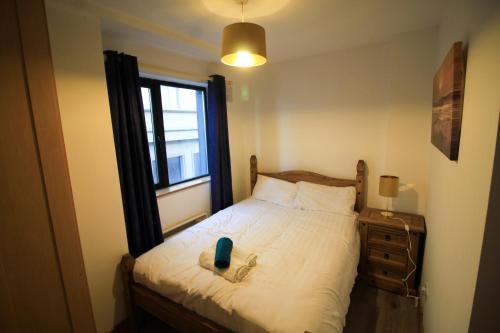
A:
[379, 175, 399, 217]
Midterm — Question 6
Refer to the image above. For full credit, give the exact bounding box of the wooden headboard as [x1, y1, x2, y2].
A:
[250, 155, 366, 212]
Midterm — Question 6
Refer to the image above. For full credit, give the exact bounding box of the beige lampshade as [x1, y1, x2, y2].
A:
[379, 175, 399, 198]
[221, 22, 267, 67]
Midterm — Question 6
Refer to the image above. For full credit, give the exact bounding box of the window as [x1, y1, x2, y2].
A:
[140, 78, 209, 189]
[140, 87, 159, 184]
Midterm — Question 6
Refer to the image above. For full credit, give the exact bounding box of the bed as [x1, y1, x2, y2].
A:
[121, 155, 366, 333]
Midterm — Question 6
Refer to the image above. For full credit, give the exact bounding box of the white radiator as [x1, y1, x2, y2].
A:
[162, 212, 209, 237]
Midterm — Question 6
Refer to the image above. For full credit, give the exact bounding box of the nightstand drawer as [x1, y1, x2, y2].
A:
[368, 226, 407, 248]
[362, 274, 403, 294]
[367, 247, 407, 268]
[367, 262, 406, 281]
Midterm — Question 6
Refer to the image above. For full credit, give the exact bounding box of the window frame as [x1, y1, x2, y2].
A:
[140, 77, 209, 190]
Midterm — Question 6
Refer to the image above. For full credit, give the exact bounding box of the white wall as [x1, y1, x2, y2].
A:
[157, 183, 211, 229]
[102, 35, 214, 230]
[157, 182, 211, 230]
[243, 28, 437, 214]
[102, 35, 209, 81]
[421, 1, 500, 332]
[45, 2, 129, 332]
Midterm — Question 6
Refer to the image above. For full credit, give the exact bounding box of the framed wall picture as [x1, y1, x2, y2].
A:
[431, 41, 465, 161]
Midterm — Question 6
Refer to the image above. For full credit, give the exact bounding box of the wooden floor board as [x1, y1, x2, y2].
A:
[344, 282, 420, 333]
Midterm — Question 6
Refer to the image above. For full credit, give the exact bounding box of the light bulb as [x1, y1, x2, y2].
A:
[234, 51, 254, 67]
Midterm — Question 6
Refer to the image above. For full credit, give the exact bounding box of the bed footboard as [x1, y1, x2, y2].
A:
[120, 254, 141, 332]
[120, 254, 231, 333]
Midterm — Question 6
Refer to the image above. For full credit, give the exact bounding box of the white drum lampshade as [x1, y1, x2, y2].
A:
[379, 175, 399, 217]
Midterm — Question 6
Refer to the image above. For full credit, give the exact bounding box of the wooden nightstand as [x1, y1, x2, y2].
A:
[358, 207, 426, 295]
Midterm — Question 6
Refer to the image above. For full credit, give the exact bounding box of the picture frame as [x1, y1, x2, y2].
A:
[431, 41, 466, 161]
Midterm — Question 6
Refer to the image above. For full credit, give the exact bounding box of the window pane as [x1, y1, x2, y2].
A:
[167, 156, 182, 184]
[161, 85, 208, 184]
[141, 87, 159, 184]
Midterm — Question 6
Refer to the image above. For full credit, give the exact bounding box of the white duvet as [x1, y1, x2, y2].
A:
[133, 198, 360, 333]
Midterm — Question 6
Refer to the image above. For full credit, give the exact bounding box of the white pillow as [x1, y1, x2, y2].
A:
[294, 181, 356, 215]
[252, 175, 297, 207]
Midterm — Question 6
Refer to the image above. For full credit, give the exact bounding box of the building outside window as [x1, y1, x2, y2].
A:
[140, 78, 208, 189]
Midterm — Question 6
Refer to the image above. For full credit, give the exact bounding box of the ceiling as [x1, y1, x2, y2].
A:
[78, 0, 449, 63]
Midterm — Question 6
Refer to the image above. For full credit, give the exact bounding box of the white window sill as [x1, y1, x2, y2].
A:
[156, 176, 211, 198]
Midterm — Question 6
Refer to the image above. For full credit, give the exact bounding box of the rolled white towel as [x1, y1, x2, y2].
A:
[199, 246, 257, 283]
[232, 247, 258, 267]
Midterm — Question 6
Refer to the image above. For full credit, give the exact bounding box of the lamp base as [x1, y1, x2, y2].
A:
[380, 210, 394, 217]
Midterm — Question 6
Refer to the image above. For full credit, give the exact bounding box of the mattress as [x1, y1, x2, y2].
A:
[133, 198, 360, 333]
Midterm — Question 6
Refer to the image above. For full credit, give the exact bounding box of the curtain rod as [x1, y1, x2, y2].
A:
[138, 62, 211, 83]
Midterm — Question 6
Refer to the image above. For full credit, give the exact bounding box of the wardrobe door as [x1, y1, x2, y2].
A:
[0, 0, 95, 332]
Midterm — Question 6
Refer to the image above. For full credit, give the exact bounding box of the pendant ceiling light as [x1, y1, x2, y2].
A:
[221, 0, 267, 67]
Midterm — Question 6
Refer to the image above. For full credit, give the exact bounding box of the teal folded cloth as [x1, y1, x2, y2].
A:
[214, 237, 233, 269]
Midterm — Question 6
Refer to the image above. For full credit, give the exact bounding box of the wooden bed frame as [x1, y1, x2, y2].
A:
[120, 155, 366, 332]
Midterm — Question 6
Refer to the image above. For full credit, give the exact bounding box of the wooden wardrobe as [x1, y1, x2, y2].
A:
[0, 0, 96, 332]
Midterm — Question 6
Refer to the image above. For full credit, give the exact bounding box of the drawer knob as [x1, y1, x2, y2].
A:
[384, 253, 389, 259]
[383, 271, 388, 276]
[385, 235, 391, 241]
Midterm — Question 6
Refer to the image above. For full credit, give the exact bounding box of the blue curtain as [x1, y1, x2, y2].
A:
[207, 75, 234, 214]
[104, 51, 163, 258]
